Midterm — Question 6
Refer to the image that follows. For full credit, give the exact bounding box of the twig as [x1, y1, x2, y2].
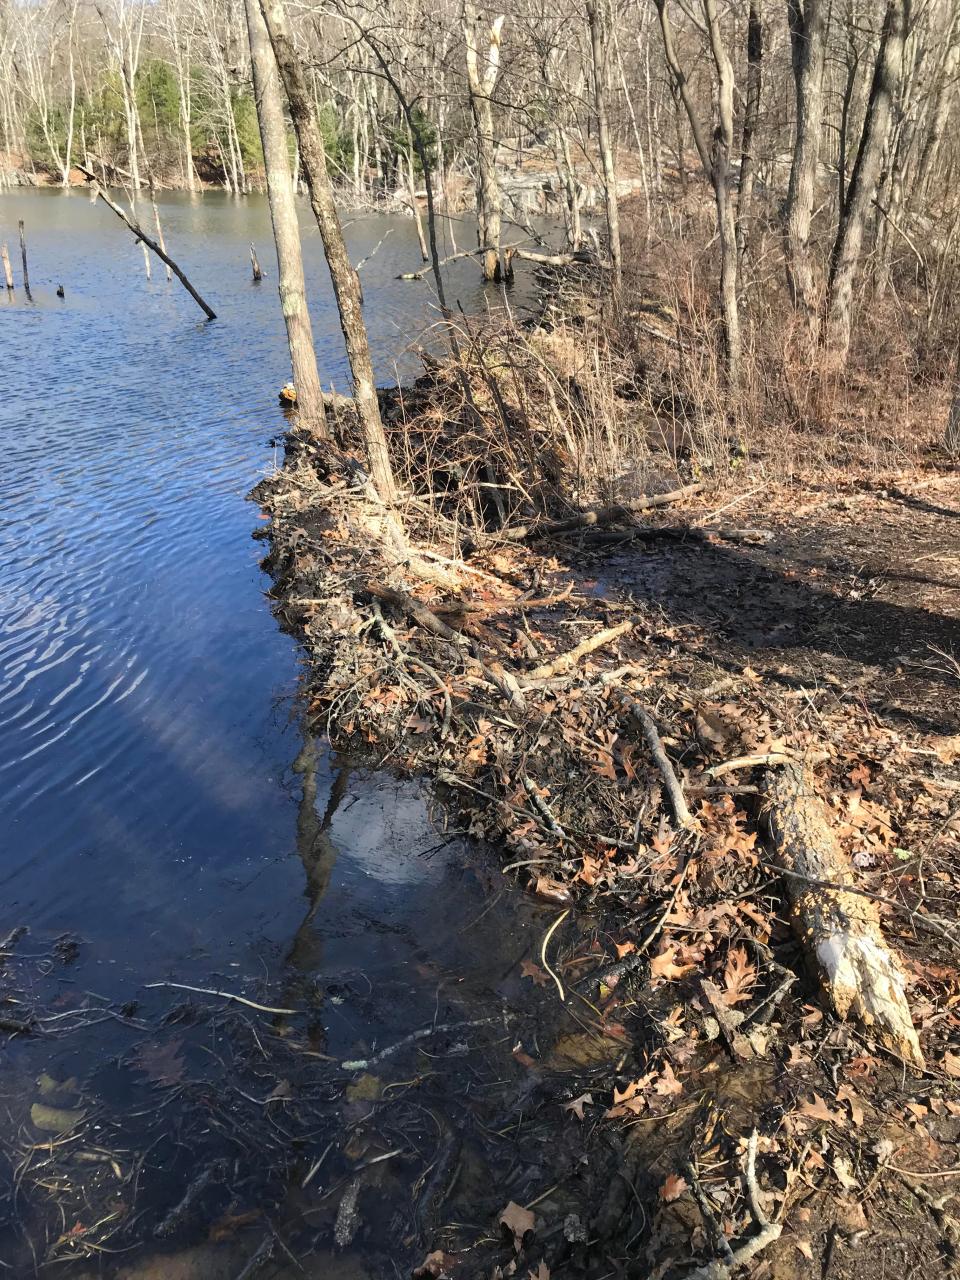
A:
[541, 909, 571, 1002]
[341, 1018, 496, 1070]
[706, 752, 795, 778]
[522, 775, 567, 838]
[143, 982, 296, 1015]
[679, 1130, 782, 1280]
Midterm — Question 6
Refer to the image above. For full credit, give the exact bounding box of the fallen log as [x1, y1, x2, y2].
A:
[763, 762, 924, 1067]
[499, 483, 703, 543]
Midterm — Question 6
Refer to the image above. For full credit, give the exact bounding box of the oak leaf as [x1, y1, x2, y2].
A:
[660, 1173, 689, 1203]
[562, 1093, 593, 1121]
[499, 1201, 535, 1252]
[650, 944, 696, 983]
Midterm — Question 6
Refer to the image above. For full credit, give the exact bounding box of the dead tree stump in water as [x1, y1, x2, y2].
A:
[18, 221, 31, 299]
[763, 761, 923, 1066]
[1, 243, 12, 290]
[250, 243, 264, 281]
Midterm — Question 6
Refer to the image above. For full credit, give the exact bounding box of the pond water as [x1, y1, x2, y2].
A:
[0, 189, 562, 1274]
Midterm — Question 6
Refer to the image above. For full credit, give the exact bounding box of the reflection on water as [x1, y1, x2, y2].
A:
[0, 189, 554, 1272]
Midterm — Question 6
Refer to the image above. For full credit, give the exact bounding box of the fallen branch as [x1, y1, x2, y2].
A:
[609, 688, 694, 828]
[500, 483, 704, 543]
[143, 981, 296, 1015]
[762, 762, 924, 1067]
[520, 619, 634, 683]
[680, 1131, 782, 1280]
[76, 166, 216, 320]
[707, 752, 795, 778]
[341, 1017, 496, 1070]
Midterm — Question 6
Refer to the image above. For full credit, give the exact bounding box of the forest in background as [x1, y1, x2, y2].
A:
[2, 0, 959, 444]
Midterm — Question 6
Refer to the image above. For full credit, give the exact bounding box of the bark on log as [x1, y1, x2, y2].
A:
[763, 762, 923, 1067]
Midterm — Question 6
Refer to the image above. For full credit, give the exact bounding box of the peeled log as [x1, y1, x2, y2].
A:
[763, 762, 923, 1067]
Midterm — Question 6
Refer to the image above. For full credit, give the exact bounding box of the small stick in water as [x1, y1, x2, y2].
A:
[1, 243, 13, 290]
[250, 242, 263, 281]
[152, 197, 173, 281]
[18, 221, 31, 299]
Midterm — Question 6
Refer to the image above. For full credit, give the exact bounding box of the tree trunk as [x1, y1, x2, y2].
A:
[824, 0, 907, 364]
[586, 0, 622, 306]
[736, 0, 762, 261]
[764, 762, 923, 1067]
[462, 1, 504, 282]
[260, 0, 397, 505]
[947, 341, 960, 457]
[243, 0, 328, 440]
[783, 0, 828, 317]
[654, 0, 740, 385]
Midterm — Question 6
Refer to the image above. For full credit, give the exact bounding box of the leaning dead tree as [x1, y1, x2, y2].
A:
[77, 164, 216, 319]
[243, 0, 327, 440]
[462, 0, 505, 282]
[260, 0, 397, 504]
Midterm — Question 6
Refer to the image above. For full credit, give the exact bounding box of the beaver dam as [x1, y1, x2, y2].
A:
[251, 270, 960, 1280]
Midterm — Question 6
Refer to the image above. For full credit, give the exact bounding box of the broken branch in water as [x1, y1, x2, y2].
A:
[143, 981, 296, 1015]
[76, 165, 216, 320]
[341, 1017, 496, 1070]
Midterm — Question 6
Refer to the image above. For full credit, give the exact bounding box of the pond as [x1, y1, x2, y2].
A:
[0, 189, 566, 1275]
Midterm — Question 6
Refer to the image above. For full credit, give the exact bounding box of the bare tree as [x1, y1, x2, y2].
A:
[462, 1, 505, 281]
[243, 0, 327, 439]
[654, 0, 741, 384]
[823, 0, 908, 363]
[260, 0, 398, 504]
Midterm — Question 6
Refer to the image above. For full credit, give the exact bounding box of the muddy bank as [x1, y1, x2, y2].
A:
[253, 300, 960, 1278]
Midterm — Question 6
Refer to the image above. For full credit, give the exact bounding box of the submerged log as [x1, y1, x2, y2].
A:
[763, 762, 923, 1066]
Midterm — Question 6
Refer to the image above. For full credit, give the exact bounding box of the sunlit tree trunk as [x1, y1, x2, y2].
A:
[462, 1, 504, 282]
[260, 0, 397, 505]
[948, 342, 960, 456]
[586, 0, 622, 304]
[783, 0, 828, 317]
[824, 0, 907, 364]
[243, 0, 327, 439]
[736, 0, 762, 261]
